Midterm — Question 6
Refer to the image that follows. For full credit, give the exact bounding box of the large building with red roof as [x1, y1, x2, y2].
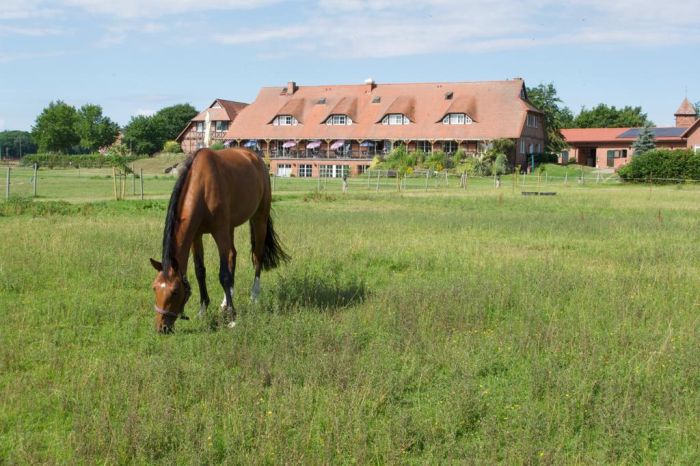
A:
[561, 98, 699, 169]
[180, 79, 545, 177]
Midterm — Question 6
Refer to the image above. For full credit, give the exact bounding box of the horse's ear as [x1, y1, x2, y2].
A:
[150, 258, 163, 271]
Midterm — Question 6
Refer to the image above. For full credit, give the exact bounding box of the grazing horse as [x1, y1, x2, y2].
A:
[150, 148, 288, 333]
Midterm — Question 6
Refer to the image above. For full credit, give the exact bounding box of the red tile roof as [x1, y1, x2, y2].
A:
[192, 99, 248, 121]
[560, 128, 631, 143]
[224, 80, 541, 142]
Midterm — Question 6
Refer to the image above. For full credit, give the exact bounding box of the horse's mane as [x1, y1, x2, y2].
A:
[161, 149, 200, 277]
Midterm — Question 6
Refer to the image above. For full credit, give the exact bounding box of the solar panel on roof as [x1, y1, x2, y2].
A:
[617, 127, 685, 139]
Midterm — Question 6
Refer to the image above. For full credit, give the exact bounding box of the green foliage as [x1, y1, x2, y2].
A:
[425, 150, 449, 171]
[75, 104, 119, 152]
[151, 104, 198, 142]
[493, 153, 508, 175]
[382, 144, 417, 174]
[31, 100, 80, 153]
[526, 83, 571, 154]
[122, 104, 198, 155]
[104, 143, 132, 158]
[21, 153, 139, 169]
[573, 104, 653, 128]
[162, 140, 183, 153]
[617, 149, 699, 182]
[0, 130, 36, 157]
[209, 141, 225, 151]
[631, 126, 656, 156]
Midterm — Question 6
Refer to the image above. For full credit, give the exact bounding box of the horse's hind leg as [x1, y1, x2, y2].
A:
[213, 229, 237, 326]
[192, 234, 210, 317]
[249, 214, 267, 301]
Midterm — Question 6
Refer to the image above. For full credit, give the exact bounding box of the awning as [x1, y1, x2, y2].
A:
[330, 140, 345, 150]
[306, 140, 321, 149]
[243, 140, 257, 148]
[283, 141, 297, 148]
[360, 141, 376, 147]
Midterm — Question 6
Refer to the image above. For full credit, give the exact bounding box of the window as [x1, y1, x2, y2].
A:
[195, 122, 205, 132]
[319, 165, 333, 177]
[526, 114, 539, 128]
[442, 113, 472, 125]
[272, 115, 298, 126]
[606, 149, 627, 159]
[276, 164, 292, 177]
[443, 141, 458, 153]
[320, 164, 349, 178]
[561, 150, 569, 164]
[520, 140, 526, 154]
[444, 91, 453, 100]
[215, 121, 228, 132]
[299, 164, 312, 177]
[416, 140, 432, 153]
[325, 114, 352, 125]
[382, 113, 409, 125]
[316, 98, 327, 104]
[357, 165, 370, 174]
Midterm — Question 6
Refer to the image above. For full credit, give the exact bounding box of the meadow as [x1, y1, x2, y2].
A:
[1, 165, 699, 464]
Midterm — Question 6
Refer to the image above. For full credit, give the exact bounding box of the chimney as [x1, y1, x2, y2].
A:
[287, 81, 297, 95]
[364, 78, 376, 93]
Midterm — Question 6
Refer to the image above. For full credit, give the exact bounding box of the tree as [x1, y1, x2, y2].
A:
[122, 115, 159, 155]
[152, 104, 198, 142]
[573, 104, 652, 128]
[75, 104, 119, 152]
[631, 125, 656, 157]
[122, 103, 198, 155]
[694, 101, 700, 117]
[0, 131, 37, 157]
[526, 83, 572, 155]
[31, 100, 80, 153]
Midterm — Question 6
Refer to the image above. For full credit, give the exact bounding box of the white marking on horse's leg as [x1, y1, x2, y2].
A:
[251, 277, 261, 301]
[198, 303, 207, 318]
[227, 320, 237, 329]
[220, 287, 234, 309]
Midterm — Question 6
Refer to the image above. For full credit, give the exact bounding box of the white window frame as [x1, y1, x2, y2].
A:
[442, 113, 472, 125]
[195, 122, 205, 132]
[273, 115, 298, 126]
[382, 113, 409, 125]
[527, 114, 539, 128]
[276, 164, 292, 177]
[299, 164, 312, 177]
[214, 121, 228, 132]
[326, 114, 352, 125]
[520, 140, 526, 154]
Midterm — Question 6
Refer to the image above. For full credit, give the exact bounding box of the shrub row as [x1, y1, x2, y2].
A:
[20, 153, 139, 169]
[617, 149, 700, 183]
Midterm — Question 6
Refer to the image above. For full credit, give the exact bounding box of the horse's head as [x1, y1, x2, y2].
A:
[150, 258, 189, 333]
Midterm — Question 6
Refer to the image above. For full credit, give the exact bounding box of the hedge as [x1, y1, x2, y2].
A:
[617, 149, 700, 183]
[20, 153, 140, 169]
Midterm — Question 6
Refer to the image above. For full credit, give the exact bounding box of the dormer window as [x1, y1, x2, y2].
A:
[325, 114, 352, 125]
[442, 113, 472, 125]
[382, 114, 409, 125]
[272, 115, 298, 126]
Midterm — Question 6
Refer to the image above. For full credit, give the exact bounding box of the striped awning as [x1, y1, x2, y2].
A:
[283, 141, 297, 148]
[330, 140, 345, 150]
[306, 140, 321, 149]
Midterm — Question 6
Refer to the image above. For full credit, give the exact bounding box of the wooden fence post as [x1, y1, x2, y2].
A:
[5, 166, 10, 200]
[140, 168, 144, 200]
[33, 164, 38, 197]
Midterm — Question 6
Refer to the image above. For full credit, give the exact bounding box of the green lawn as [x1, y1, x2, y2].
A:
[1, 173, 699, 463]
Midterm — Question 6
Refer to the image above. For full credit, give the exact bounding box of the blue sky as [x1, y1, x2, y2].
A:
[1, 0, 699, 132]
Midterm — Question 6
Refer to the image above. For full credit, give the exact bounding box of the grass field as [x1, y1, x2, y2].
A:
[1, 166, 700, 463]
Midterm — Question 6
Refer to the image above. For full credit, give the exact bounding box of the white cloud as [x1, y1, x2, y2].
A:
[62, 0, 281, 18]
[0, 24, 65, 36]
[136, 108, 156, 117]
[207, 0, 700, 58]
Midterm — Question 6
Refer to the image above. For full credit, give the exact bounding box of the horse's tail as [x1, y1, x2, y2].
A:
[251, 214, 290, 270]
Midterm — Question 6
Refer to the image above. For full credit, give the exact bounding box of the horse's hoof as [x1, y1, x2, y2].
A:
[227, 320, 237, 329]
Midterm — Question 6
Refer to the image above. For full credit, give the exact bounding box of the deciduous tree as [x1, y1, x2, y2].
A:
[76, 104, 119, 152]
[573, 104, 652, 128]
[31, 101, 80, 153]
[526, 83, 572, 155]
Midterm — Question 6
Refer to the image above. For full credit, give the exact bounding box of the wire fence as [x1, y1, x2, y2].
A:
[5, 164, 700, 202]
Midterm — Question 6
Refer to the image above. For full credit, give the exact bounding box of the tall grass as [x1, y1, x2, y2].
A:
[1, 185, 699, 463]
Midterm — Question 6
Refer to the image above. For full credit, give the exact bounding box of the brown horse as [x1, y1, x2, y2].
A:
[150, 148, 288, 333]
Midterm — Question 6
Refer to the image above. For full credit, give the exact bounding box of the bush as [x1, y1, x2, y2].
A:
[209, 141, 225, 151]
[162, 140, 182, 153]
[617, 149, 700, 183]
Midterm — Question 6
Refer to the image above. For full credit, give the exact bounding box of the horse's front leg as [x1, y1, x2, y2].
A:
[214, 231, 237, 327]
[192, 235, 209, 317]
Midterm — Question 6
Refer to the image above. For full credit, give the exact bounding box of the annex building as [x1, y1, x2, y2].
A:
[560, 99, 700, 169]
[179, 79, 545, 177]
